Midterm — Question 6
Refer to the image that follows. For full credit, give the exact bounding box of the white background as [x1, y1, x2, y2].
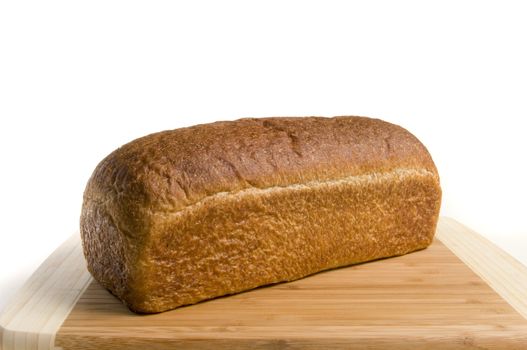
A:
[1, 1, 526, 313]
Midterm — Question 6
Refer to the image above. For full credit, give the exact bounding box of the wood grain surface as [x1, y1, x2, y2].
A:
[2, 217, 527, 349]
[0, 234, 92, 350]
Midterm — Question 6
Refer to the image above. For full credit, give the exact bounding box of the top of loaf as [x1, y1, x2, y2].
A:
[85, 116, 438, 232]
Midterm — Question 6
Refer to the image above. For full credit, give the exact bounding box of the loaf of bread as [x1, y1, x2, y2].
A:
[80, 116, 441, 313]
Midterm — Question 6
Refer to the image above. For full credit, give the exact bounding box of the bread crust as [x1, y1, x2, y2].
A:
[80, 116, 441, 313]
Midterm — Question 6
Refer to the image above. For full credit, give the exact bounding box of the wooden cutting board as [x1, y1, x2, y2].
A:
[1, 217, 527, 349]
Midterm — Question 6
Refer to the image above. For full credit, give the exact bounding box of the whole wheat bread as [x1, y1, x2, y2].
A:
[80, 116, 442, 313]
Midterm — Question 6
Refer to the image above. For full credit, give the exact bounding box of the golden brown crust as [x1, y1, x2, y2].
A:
[80, 116, 442, 313]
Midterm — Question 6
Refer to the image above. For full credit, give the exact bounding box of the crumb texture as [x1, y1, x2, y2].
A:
[80, 116, 442, 313]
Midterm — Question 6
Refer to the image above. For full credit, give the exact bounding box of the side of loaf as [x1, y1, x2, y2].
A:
[80, 116, 442, 313]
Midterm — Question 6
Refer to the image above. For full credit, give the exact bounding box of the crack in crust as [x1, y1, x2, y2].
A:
[216, 156, 258, 188]
[149, 167, 438, 218]
[173, 177, 190, 201]
[262, 119, 303, 157]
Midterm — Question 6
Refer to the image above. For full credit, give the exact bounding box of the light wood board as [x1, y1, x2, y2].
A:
[2, 217, 527, 349]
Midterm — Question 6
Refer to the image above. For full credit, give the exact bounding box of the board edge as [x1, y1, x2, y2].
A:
[0, 233, 92, 350]
[437, 217, 527, 321]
